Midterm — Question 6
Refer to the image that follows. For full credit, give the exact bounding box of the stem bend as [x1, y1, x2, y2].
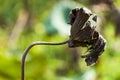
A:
[21, 40, 68, 80]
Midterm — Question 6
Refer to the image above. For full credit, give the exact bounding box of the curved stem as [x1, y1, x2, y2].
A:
[21, 40, 69, 80]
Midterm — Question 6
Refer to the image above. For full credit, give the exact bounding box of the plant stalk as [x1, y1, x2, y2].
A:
[21, 40, 68, 80]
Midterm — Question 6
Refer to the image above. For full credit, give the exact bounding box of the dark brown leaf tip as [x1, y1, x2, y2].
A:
[92, 15, 97, 22]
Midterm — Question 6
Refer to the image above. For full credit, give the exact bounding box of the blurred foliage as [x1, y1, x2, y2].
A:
[0, 0, 120, 80]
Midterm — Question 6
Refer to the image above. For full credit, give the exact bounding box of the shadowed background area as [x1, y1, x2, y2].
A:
[0, 0, 120, 80]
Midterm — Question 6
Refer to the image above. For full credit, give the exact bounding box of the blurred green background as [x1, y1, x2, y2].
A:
[0, 0, 120, 80]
